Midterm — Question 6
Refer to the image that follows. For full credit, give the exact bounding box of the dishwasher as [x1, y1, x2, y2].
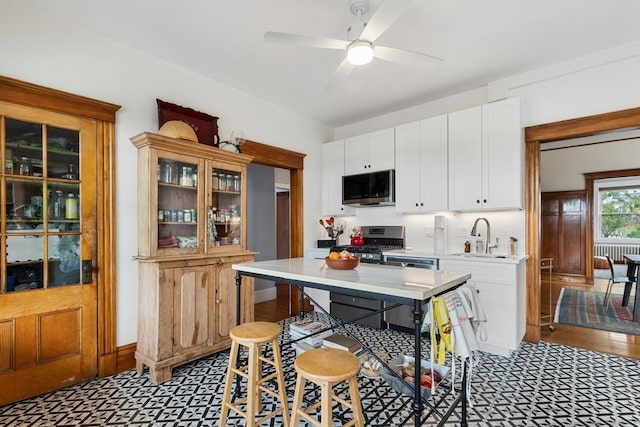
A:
[383, 254, 439, 331]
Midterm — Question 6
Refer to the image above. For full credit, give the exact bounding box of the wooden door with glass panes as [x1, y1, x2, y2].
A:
[0, 103, 97, 404]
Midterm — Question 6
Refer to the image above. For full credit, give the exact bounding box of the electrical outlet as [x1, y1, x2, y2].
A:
[425, 227, 434, 237]
[456, 225, 469, 237]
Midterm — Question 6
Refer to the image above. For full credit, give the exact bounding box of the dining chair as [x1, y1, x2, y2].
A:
[602, 254, 632, 310]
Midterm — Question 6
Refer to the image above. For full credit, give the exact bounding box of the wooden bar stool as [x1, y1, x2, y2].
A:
[290, 347, 364, 427]
[219, 321, 290, 427]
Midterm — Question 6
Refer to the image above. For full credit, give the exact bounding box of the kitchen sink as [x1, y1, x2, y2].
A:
[449, 253, 509, 259]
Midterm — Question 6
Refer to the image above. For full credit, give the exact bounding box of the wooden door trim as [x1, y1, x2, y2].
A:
[525, 107, 640, 343]
[0, 76, 121, 377]
[240, 140, 307, 314]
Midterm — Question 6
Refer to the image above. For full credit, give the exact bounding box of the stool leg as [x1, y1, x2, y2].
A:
[246, 343, 259, 427]
[219, 341, 239, 427]
[271, 339, 290, 426]
[348, 376, 364, 427]
[290, 373, 305, 426]
[320, 381, 332, 427]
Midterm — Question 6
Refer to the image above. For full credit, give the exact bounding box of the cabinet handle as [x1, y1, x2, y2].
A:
[476, 199, 480, 204]
[215, 299, 221, 304]
[415, 203, 419, 207]
[483, 199, 487, 203]
[420, 202, 423, 206]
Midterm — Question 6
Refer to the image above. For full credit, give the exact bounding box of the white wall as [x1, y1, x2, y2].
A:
[541, 138, 640, 192]
[0, 2, 332, 346]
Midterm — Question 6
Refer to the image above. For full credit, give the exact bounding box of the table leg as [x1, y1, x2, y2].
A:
[632, 265, 640, 321]
[236, 271, 242, 325]
[622, 264, 635, 306]
[412, 300, 422, 426]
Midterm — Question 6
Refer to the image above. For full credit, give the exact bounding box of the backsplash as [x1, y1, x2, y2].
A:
[315, 207, 526, 256]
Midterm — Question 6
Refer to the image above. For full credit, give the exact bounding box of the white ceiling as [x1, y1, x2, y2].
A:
[18, 0, 640, 128]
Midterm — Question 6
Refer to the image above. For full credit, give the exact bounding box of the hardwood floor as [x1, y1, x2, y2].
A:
[256, 274, 640, 360]
[254, 297, 295, 323]
[540, 273, 640, 359]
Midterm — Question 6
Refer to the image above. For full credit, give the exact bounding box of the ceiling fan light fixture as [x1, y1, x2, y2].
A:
[347, 40, 373, 65]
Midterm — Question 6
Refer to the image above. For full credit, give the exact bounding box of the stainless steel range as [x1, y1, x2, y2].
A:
[329, 225, 439, 331]
[331, 225, 405, 263]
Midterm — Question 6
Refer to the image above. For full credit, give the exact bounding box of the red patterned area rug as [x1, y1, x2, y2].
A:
[554, 288, 639, 336]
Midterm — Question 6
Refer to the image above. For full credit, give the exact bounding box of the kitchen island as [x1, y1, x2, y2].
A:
[233, 257, 471, 426]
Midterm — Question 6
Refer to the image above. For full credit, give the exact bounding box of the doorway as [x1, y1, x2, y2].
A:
[240, 140, 307, 315]
[525, 106, 640, 358]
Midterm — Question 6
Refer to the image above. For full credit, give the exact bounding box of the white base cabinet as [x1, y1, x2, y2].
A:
[439, 258, 526, 357]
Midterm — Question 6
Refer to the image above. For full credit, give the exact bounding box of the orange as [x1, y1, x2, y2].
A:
[329, 252, 340, 260]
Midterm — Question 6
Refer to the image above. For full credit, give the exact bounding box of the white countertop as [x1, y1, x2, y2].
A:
[233, 257, 471, 302]
[383, 249, 528, 264]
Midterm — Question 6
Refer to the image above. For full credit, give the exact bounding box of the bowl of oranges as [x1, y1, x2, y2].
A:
[325, 250, 360, 270]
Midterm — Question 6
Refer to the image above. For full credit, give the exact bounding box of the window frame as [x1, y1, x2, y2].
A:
[593, 176, 640, 244]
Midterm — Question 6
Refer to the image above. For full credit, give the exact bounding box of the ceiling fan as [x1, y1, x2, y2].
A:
[264, 0, 443, 89]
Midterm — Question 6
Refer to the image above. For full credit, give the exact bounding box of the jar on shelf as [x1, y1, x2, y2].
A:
[233, 175, 240, 192]
[161, 160, 178, 184]
[226, 175, 233, 191]
[183, 209, 191, 222]
[192, 167, 198, 187]
[5, 149, 13, 173]
[219, 173, 227, 191]
[180, 166, 194, 186]
[212, 172, 219, 190]
[65, 193, 79, 219]
[17, 157, 32, 176]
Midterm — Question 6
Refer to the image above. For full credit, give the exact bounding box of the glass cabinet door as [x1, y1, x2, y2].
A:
[2, 117, 82, 292]
[156, 154, 200, 254]
[207, 163, 243, 250]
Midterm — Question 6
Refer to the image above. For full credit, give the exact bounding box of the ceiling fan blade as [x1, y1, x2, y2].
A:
[264, 31, 349, 50]
[374, 45, 443, 70]
[359, 0, 414, 42]
[323, 58, 355, 93]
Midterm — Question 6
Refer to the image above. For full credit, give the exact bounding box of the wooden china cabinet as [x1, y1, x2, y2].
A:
[131, 132, 255, 384]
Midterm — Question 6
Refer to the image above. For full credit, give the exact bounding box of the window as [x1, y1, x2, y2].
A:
[594, 177, 640, 243]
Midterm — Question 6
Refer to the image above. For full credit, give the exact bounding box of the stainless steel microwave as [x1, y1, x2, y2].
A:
[342, 169, 395, 206]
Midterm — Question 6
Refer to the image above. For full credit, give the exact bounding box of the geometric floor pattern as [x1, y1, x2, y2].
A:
[1, 313, 639, 426]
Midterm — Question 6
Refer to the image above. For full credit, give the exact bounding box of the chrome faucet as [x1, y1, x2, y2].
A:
[470, 217, 498, 254]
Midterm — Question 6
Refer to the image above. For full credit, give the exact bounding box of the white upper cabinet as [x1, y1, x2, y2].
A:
[395, 115, 448, 213]
[481, 97, 523, 210]
[448, 98, 522, 211]
[322, 139, 354, 216]
[344, 127, 395, 175]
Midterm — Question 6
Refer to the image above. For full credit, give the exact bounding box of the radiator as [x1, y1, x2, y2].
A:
[594, 244, 640, 263]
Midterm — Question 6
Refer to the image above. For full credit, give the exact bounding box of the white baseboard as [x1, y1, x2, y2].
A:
[254, 286, 277, 304]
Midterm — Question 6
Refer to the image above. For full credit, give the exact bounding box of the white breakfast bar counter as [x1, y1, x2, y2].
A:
[232, 257, 472, 426]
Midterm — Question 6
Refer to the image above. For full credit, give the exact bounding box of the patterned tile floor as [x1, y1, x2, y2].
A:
[1, 314, 639, 426]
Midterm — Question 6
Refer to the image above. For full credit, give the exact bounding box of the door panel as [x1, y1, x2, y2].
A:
[173, 267, 211, 352]
[0, 103, 98, 405]
[541, 191, 586, 276]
